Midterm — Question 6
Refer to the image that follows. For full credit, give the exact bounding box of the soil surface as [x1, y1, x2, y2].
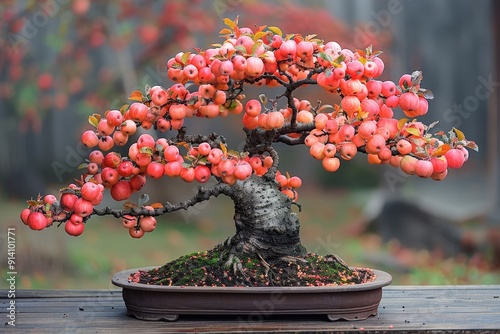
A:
[129, 245, 375, 287]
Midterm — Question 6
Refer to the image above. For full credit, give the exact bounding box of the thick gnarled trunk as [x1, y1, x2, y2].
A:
[224, 175, 306, 260]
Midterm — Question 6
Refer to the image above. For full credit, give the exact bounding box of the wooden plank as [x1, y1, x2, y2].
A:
[1, 286, 499, 333]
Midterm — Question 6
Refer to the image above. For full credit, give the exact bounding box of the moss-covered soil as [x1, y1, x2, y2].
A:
[129, 245, 375, 287]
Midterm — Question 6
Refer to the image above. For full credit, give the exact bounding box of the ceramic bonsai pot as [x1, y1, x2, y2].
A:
[112, 267, 392, 321]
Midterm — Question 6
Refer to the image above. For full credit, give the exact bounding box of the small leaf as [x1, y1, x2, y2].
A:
[318, 52, 333, 64]
[431, 144, 451, 157]
[234, 45, 247, 55]
[397, 118, 408, 130]
[150, 203, 163, 209]
[419, 88, 434, 100]
[219, 28, 233, 35]
[88, 115, 99, 128]
[453, 127, 465, 141]
[405, 127, 421, 137]
[411, 70, 423, 86]
[140, 146, 153, 155]
[465, 141, 479, 152]
[427, 120, 439, 131]
[220, 143, 228, 156]
[318, 104, 334, 112]
[120, 104, 129, 115]
[251, 40, 263, 55]
[227, 150, 240, 158]
[259, 94, 268, 105]
[180, 52, 191, 66]
[138, 194, 150, 207]
[253, 31, 267, 42]
[78, 163, 88, 170]
[223, 17, 236, 30]
[268, 26, 282, 37]
[123, 201, 137, 209]
[129, 90, 143, 102]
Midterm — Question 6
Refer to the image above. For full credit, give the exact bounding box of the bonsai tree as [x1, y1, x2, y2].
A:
[20, 17, 477, 287]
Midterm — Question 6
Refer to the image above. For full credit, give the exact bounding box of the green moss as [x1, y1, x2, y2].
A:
[131, 245, 375, 287]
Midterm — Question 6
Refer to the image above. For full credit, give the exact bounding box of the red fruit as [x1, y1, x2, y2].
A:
[137, 134, 155, 149]
[207, 148, 223, 165]
[89, 150, 104, 165]
[73, 198, 94, 217]
[65, 220, 85, 236]
[164, 161, 182, 177]
[363, 61, 378, 78]
[61, 193, 78, 211]
[445, 149, 465, 168]
[346, 61, 364, 79]
[396, 139, 413, 155]
[197, 142, 211, 156]
[338, 124, 355, 141]
[147, 161, 164, 179]
[128, 102, 149, 122]
[98, 136, 113, 153]
[120, 119, 137, 135]
[245, 56, 264, 77]
[381, 81, 397, 97]
[164, 146, 180, 162]
[288, 176, 302, 188]
[20, 208, 31, 225]
[135, 152, 152, 167]
[414, 160, 434, 178]
[81, 182, 100, 201]
[139, 216, 157, 232]
[130, 175, 146, 192]
[81, 130, 99, 148]
[358, 121, 377, 139]
[399, 92, 420, 113]
[122, 215, 137, 229]
[322, 157, 341, 172]
[110, 180, 132, 201]
[129, 227, 145, 238]
[279, 40, 296, 58]
[399, 155, 418, 175]
[103, 152, 121, 168]
[340, 95, 360, 115]
[43, 194, 57, 204]
[70, 213, 83, 225]
[180, 167, 196, 182]
[266, 111, 285, 129]
[106, 110, 124, 127]
[233, 161, 253, 180]
[430, 156, 448, 174]
[97, 120, 115, 136]
[37, 73, 53, 90]
[217, 158, 236, 176]
[101, 167, 119, 187]
[309, 142, 326, 160]
[339, 142, 357, 160]
[27, 212, 47, 230]
[194, 165, 211, 183]
[245, 99, 262, 117]
[169, 104, 187, 120]
[117, 161, 134, 177]
[365, 134, 386, 154]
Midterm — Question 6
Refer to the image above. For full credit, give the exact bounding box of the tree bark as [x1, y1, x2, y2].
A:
[223, 175, 306, 260]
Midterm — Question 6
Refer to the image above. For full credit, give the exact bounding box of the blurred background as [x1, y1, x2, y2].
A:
[0, 0, 498, 289]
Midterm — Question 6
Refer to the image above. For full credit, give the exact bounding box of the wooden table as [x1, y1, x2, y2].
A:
[2, 286, 499, 333]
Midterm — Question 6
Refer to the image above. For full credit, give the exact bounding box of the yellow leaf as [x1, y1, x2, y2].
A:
[268, 26, 282, 37]
[223, 17, 236, 30]
[150, 203, 163, 209]
[253, 31, 267, 42]
[88, 115, 99, 128]
[219, 28, 233, 35]
[405, 127, 421, 137]
[397, 118, 408, 130]
[129, 90, 143, 102]
[120, 104, 129, 115]
[220, 143, 228, 156]
[453, 127, 465, 141]
[432, 144, 451, 157]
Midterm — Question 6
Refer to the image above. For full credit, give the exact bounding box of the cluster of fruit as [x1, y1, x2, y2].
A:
[20, 18, 475, 238]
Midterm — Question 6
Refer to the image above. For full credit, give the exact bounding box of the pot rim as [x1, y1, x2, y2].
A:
[112, 266, 392, 293]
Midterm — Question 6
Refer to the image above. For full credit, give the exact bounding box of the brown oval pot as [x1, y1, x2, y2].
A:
[112, 267, 392, 321]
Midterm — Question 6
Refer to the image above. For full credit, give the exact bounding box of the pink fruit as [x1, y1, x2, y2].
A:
[65, 220, 85, 236]
[73, 198, 94, 217]
[414, 160, 434, 178]
[445, 149, 465, 168]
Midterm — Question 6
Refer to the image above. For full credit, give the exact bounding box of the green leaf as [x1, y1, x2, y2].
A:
[251, 40, 263, 55]
[180, 52, 191, 66]
[139, 146, 153, 155]
[318, 52, 333, 64]
[227, 150, 240, 158]
[78, 163, 88, 170]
